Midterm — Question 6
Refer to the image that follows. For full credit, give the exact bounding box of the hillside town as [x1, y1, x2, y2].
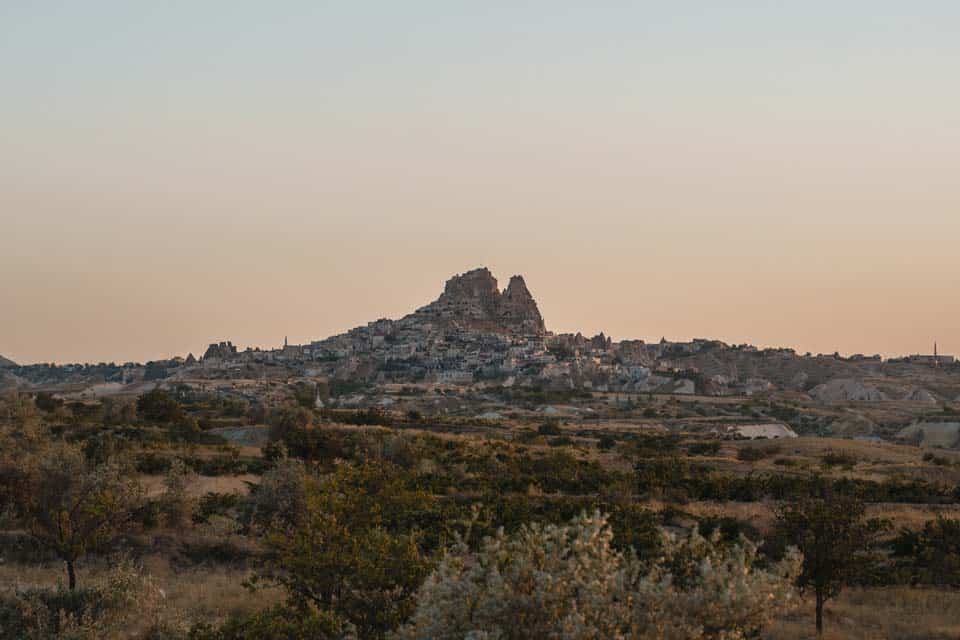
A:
[3, 267, 960, 448]
[6, 267, 958, 402]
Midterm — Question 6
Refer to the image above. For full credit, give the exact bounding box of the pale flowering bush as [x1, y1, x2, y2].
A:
[393, 511, 801, 640]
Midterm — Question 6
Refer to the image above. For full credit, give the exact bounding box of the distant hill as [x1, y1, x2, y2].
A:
[0, 354, 17, 368]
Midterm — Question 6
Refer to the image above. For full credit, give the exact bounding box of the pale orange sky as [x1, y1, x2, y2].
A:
[2, 3, 959, 364]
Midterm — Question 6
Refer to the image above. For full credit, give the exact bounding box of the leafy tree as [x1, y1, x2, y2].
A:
[158, 458, 196, 527]
[267, 405, 313, 442]
[244, 457, 309, 531]
[17, 443, 143, 589]
[143, 361, 169, 381]
[772, 489, 885, 636]
[258, 462, 435, 639]
[100, 396, 137, 425]
[169, 415, 203, 442]
[33, 392, 63, 413]
[635, 455, 690, 497]
[891, 516, 960, 586]
[537, 422, 562, 436]
[136, 389, 184, 423]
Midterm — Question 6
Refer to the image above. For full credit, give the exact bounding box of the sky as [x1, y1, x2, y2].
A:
[2, 2, 959, 364]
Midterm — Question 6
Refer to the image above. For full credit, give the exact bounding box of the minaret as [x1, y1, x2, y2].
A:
[284, 336, 288, 349]
[935, 341, 939, 368]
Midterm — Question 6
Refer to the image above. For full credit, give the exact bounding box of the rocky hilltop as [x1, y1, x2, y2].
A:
[0, 355, 17, 369]
[410, 267, 546, 336]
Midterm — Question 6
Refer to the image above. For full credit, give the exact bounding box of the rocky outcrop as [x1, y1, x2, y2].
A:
[810, 378, 888, 402]
[203, 341, 237, 361]
[904, 388, 938, 403]
[412, 268, 546, 335]
[898, 422, 960, 448]
[499, 276, 546, 335]
[0, 355, 17, 369]
[829, 413, 877, 438]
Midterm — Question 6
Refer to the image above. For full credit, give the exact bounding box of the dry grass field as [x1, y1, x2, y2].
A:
[768, 587, 960, 639]
[141, 473, 257, 498]
[0, 556, 284, 627]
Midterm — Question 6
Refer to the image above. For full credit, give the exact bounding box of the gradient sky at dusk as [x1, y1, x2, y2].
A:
[3, 2, 959, 364]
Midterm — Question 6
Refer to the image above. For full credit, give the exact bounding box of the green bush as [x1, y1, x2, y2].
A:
[774, 457, 798, 467]
[194, 492, 244, 524]
[821, 450, 858, 469]
[597, 435, 618, 450]
[0, 561, 175, 640]
[537, 423, 562, 436]
[687, 441, 721, 456]
[891, 516, 960, 586]
[189, 606, 350, 640]
[737, 444, 781, 461]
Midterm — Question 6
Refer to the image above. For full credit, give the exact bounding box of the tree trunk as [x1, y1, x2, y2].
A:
[66, 559, 76, 590]
[815, 593, 824, 637]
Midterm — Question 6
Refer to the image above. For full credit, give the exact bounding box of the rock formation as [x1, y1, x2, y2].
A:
[412, 267, 546, 335]
[0, 354, 17, 368]
[898, 421, 960, 448]
[203, 341, 237, 361]
[499, 275, 547, 335]
[809, 378, 888, 402]
[904, 388, 938, 403]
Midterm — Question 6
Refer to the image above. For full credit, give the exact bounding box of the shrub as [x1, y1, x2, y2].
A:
[189, 606, 353, 640]
[179, 537, 253, 566]
[158, 458, 195, 527]
[267, 406, 312, 442]
[891, 516, 960, 586]
[81, 431, 134, 465]
[393, 512, 800, 640]
[244, 458, 308, 531]
[137, 389, 185, 424]
[736, 444, 781, 461]
[537, 423, 562, 436]
[773, 457, 798, 467]
[597, 435, 618, 450]
[194, 492, 243, 525]
[136, 452, 173, 474]
[34, 392, 63, 413]
[820, 450, 858, 469]
[687, 441, 721, 456]
[0, 560, 181, 639]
